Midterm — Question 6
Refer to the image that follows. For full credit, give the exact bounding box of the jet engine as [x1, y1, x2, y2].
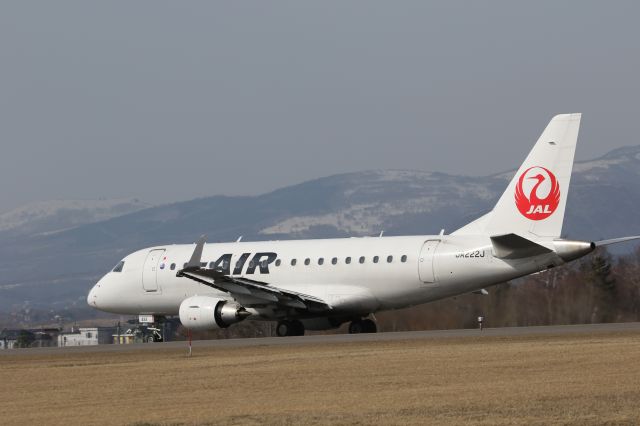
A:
[179, 295, 251, 330]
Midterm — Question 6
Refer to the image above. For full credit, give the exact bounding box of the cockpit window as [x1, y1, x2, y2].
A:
[112, 261, 125, 273]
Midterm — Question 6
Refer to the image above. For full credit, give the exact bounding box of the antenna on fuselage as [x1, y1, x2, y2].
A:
[236, 236, 243, 242]
[439, 229, 445, 236]
[379, 231, 384, 237]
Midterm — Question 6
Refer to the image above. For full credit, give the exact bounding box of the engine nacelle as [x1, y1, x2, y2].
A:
[179, 296, 251, 330]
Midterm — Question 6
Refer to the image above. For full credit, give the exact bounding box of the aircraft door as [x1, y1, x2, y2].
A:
[142, 249, 165, 292]
[418, 240, 440, 283]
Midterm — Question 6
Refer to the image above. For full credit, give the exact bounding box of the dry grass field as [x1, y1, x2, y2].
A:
[1, 331, 639, 425]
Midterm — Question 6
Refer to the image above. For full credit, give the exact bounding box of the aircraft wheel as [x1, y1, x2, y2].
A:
[277, 320, 305, 336]
[291, 320, 305, 336]
[348, 320, 364, 334]
[361, 319, 377, 333]
[349, 319, 377, 334]
[276, 320, 292, 337]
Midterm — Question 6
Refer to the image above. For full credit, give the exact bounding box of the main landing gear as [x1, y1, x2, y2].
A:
[348, 318, 377, 334]
[276, 319, 305, 337]
[275, 317, 378, 336]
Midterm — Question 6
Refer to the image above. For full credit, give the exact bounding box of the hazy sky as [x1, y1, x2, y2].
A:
[1, 1, 639, 213]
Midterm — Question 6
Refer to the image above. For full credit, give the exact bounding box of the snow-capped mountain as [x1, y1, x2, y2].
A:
[1, 145, 640, 314]
[0, 198, 149, 237]
[259, 170, 498, 236]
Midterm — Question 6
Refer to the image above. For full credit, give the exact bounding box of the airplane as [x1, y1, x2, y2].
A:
[87, 113, 640, 336]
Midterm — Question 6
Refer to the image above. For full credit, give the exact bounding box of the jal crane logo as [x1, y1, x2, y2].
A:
[515, 166, 560, 220]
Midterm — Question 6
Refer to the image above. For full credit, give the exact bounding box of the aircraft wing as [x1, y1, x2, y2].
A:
[177, 236, 331, 312]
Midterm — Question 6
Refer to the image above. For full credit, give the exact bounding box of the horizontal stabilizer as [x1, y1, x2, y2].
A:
[490, 233, 552, 259]
[595, 236, 640, 247]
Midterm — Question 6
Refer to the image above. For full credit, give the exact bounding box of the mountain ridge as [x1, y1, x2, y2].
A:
[0, 197, 149, 238]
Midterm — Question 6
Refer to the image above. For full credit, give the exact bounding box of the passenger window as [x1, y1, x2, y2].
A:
[373, 256, 379, 263]
[345, 257, 352, 264]
[359, 256, 365, 264]
[112, 261, 125, 273]
[332, 257, 338, 265]
[387, 256, 393, 263]
[170, 263, 176, 270]
[318, 258, 324, 265]
[291, 259, 297, 266]
[304, 258, 310, 265]
[275, 259, 281, 267]
[401, 255, 407, 263]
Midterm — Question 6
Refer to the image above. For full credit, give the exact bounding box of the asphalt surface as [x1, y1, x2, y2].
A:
[3, 322, 640, 356]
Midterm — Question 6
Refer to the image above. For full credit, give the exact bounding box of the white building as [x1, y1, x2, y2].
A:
[58, 327, 116, 346]
[0, 329, 34, 349]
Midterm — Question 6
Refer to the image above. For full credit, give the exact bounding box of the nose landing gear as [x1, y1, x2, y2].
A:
[348, 318, 377, 334]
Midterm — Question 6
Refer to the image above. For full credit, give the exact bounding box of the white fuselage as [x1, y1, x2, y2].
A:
[88, 234, 564, 320]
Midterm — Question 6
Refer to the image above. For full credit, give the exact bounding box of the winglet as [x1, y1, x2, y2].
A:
[185, 234, 207, 270]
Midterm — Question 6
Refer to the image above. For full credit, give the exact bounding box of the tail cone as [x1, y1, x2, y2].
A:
[553, 240, 595, 262]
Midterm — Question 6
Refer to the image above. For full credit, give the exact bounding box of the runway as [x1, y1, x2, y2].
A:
[3, 321, 639, 356]
[2, 322, 640, 425]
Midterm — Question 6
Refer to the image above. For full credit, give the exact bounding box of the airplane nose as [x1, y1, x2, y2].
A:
[87, 283, 99, 307]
